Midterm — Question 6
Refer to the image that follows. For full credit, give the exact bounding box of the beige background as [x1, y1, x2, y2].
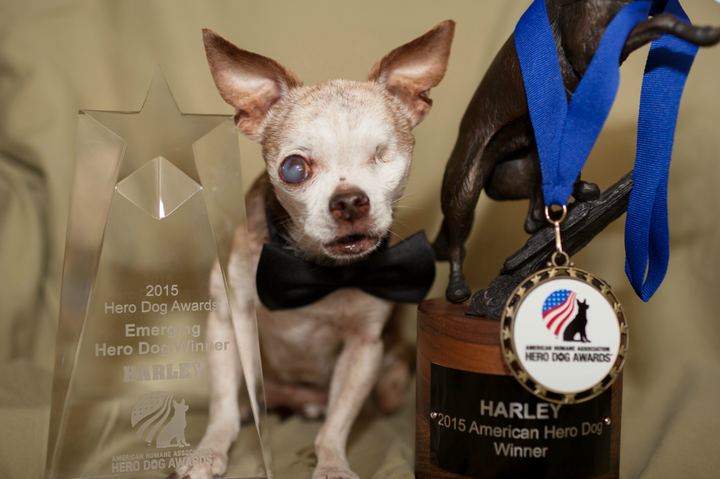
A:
[1, 1, 719, 478]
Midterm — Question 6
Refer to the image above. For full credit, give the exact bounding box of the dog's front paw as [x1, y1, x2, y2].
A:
[172, 450, 227, 479]
[312, 465, 360, 479]
[167, 470, 220, 479]
[171, 464, 218, 479]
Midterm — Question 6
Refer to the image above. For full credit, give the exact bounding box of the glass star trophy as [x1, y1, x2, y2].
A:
[46, 69, 272, 479]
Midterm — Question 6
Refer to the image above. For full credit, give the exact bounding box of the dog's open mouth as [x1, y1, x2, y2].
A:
[323, 234, 380, 257]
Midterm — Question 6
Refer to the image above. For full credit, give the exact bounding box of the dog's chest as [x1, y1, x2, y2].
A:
[256, 288, 392, 386]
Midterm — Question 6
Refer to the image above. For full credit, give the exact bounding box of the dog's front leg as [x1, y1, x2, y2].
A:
[173, 302, 242, 479]
[313, 322, 385, 479]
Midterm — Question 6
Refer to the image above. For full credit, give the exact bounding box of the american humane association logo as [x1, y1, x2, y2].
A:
[542, 290, 590, 343]
[131, 391, 190, 448]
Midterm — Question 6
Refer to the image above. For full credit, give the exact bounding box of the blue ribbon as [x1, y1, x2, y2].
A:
[515, 0, 698, 301]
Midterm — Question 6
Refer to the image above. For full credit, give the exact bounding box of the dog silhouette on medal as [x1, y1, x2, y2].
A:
[131, 391, 191, 448]
[563, 299, 590, 343]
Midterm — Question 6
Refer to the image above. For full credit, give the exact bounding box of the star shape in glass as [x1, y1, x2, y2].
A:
[85, 67, 228, 219]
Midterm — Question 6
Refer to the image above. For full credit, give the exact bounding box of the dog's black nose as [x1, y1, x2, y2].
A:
[329, 189, 370, 222]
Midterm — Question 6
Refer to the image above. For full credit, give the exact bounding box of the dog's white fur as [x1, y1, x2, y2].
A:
[177, 21, 454, 479]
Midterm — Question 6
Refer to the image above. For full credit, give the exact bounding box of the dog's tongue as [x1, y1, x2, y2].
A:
[325, 234, 379, 256]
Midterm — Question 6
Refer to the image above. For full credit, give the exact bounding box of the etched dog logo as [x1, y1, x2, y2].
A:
[156, 399, 190, 448]
[131, 391, 190, 448]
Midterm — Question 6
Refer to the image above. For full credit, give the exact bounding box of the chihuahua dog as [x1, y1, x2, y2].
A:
[174, 21, 454, 479]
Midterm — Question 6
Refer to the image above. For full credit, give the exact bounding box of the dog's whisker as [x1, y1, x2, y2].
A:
[389, 230, 405, 242]
[391, 192, 413, 205]
[391, 218, 410, 229]
[388, 230, 416, 248]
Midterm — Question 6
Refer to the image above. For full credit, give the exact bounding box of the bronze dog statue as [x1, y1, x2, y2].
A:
[433, 0, 720, 303]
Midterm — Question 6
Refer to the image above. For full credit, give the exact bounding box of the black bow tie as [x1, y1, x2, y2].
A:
[255, 212, 436, 311]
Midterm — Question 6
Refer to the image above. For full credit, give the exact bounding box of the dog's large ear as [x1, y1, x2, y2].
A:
[203, 29, 302, 141]
[368, 20, 455, 127]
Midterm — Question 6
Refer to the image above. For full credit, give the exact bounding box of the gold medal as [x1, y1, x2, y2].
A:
[500, 206, 628, 404]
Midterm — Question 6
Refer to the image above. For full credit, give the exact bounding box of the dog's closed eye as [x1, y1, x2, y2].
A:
[374, 143, 388, 163]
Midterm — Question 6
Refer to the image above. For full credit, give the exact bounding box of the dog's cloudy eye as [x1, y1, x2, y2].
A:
[280, 155, 308, 183]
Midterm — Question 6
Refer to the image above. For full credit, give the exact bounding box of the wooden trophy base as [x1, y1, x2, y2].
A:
[415, 298, 622, 479]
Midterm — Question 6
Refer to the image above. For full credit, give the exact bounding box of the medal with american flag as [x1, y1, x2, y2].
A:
[500, 206, 628, 404]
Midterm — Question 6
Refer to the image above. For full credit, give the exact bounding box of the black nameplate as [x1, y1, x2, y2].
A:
[430, 363, 611, 479]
